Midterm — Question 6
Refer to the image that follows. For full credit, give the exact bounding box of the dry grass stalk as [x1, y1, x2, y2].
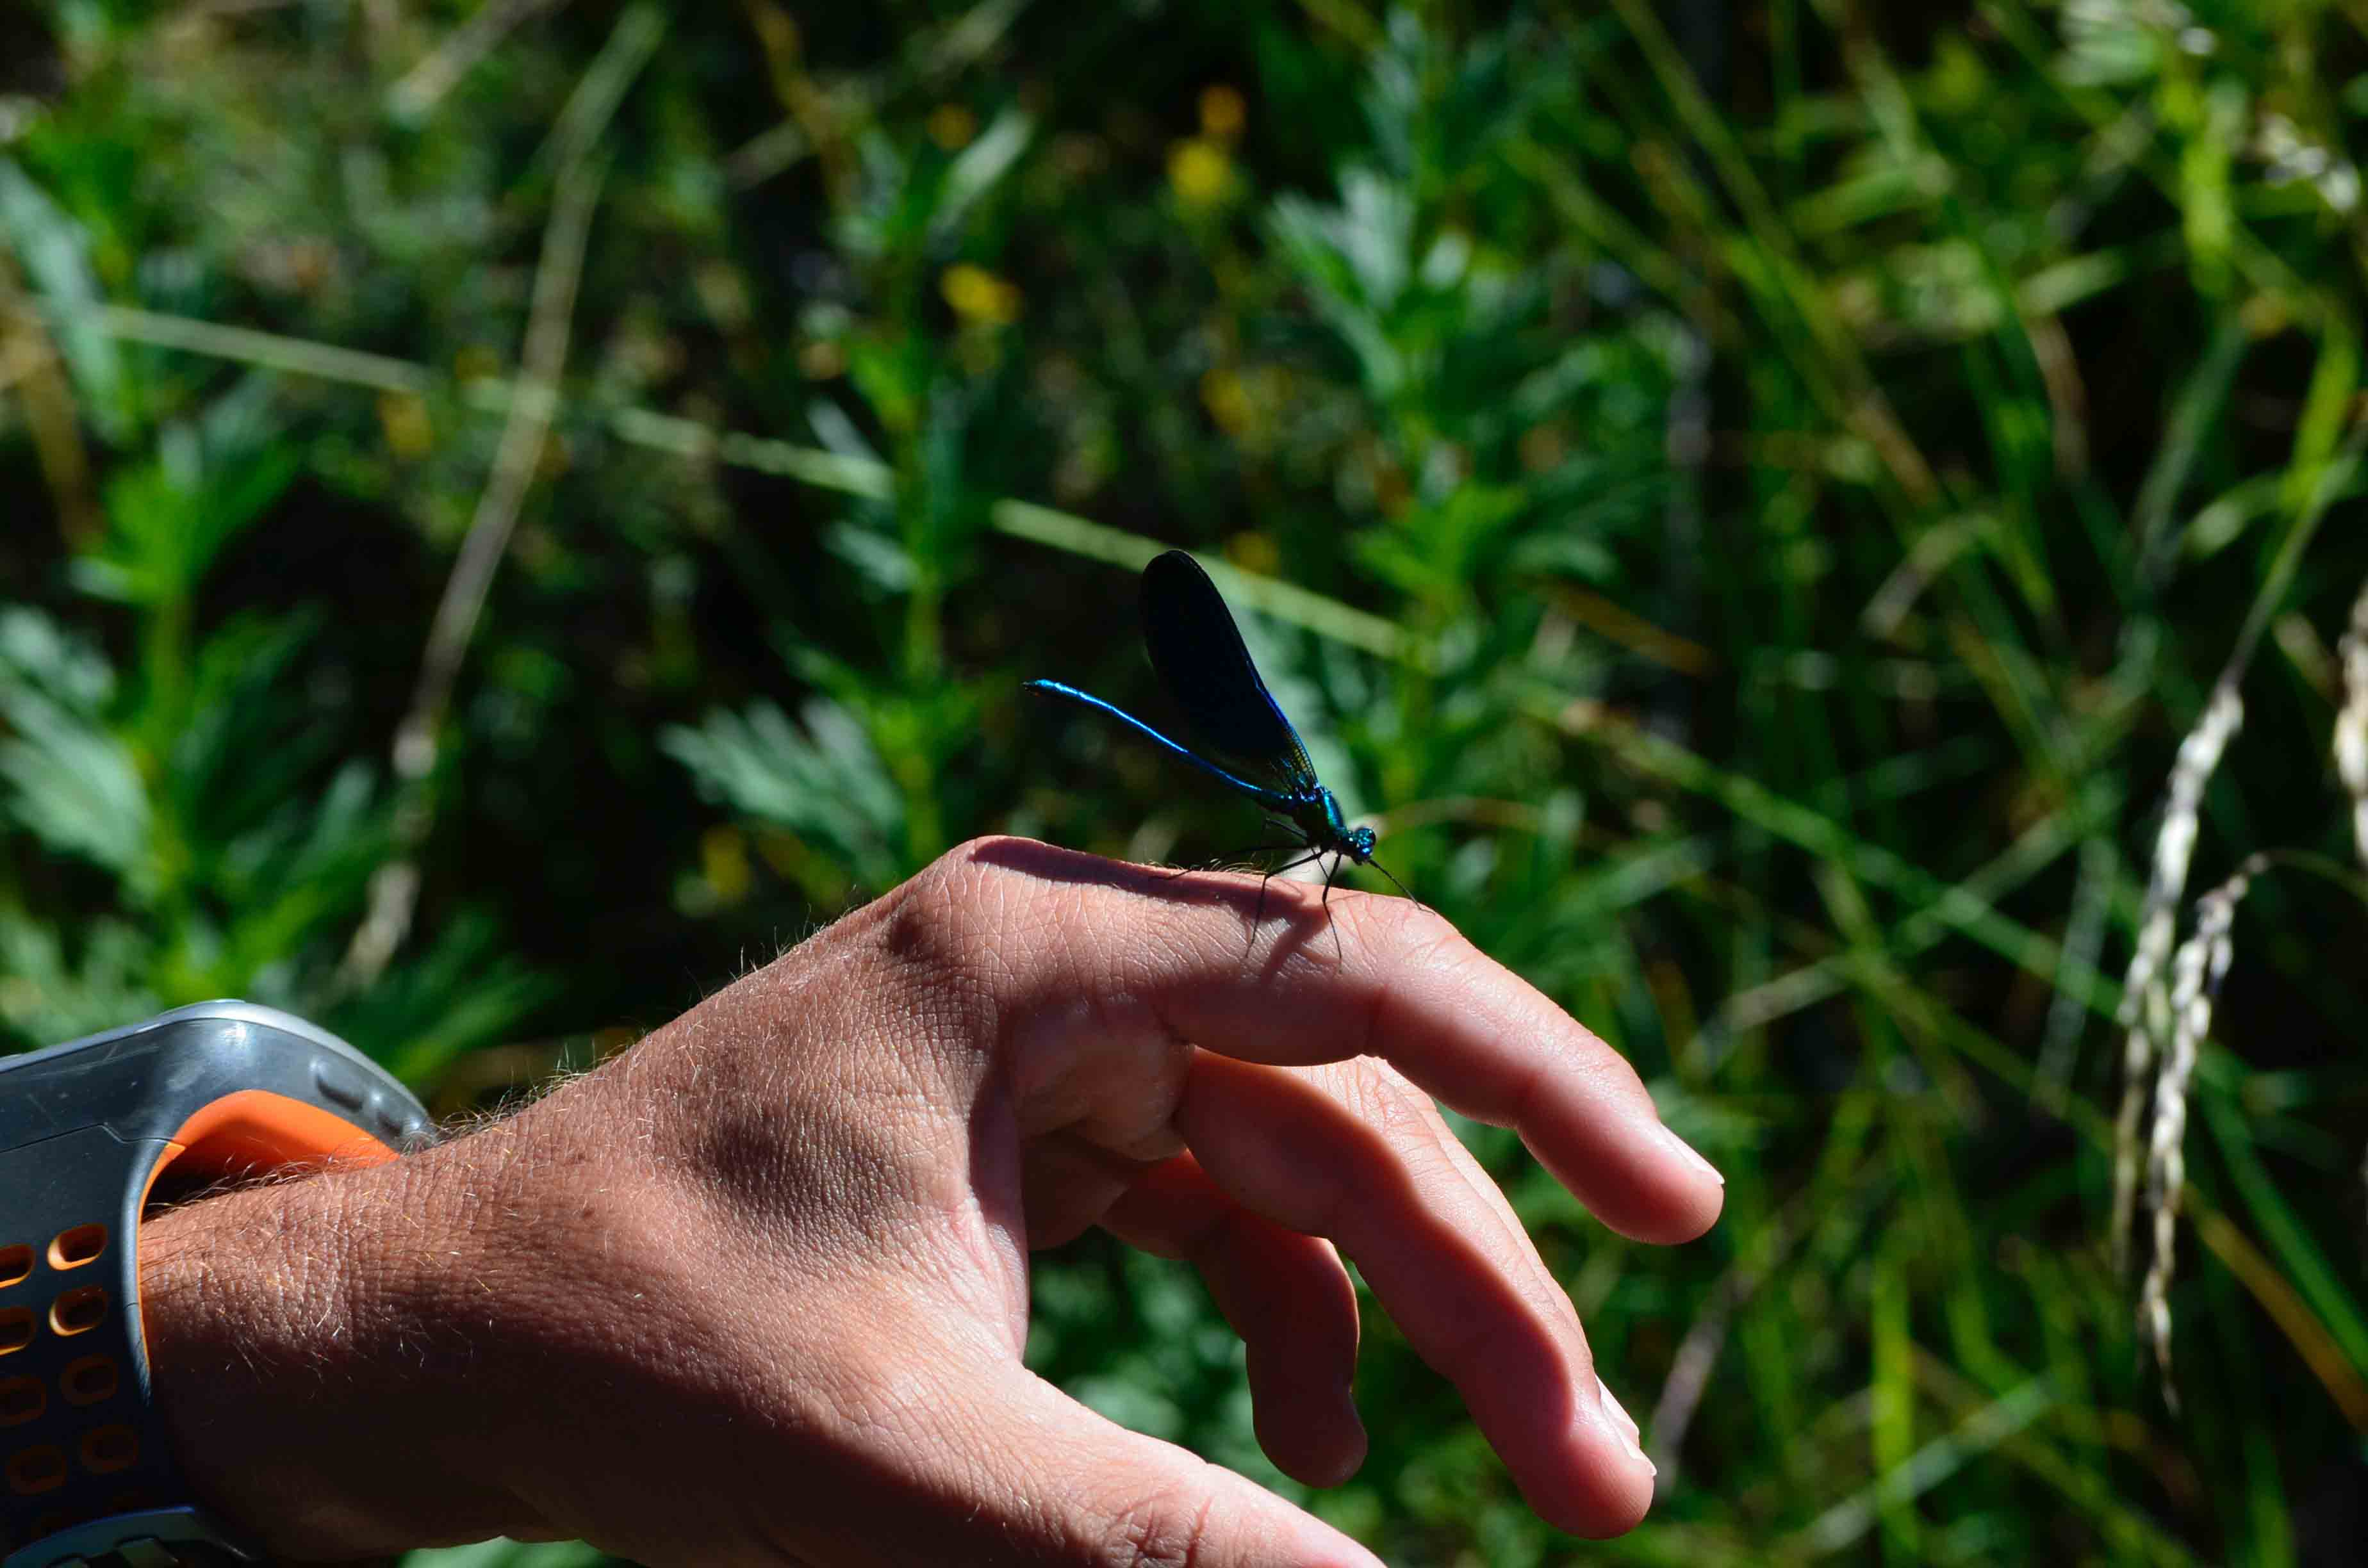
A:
[339, 151, 609, 993]
[2110, 681, 2243, 1267]
[2137, 854, 2264, 1401]
[385, 0, 566, 123]
[0, 249, 101, 544]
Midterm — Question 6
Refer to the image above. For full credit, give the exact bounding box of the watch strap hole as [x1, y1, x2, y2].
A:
[0, 1380, 40, 1428]
[4, 1444, 65, 1496]
[58, 1357, 115, 1409]
[45, 1290, 105, 1339]
[75, 1426, 136, 1476]
[44, 1229, 106, 1273]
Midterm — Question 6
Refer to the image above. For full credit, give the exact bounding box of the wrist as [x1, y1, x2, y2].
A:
[137, 1156, 524, 1560]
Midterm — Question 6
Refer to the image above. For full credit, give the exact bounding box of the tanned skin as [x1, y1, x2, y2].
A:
[138, 837, 1722, 1568]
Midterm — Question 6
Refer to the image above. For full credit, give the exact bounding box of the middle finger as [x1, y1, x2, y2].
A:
[1174, 1049, 1656, 1538]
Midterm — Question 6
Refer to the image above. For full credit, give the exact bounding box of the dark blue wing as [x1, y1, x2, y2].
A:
[1139, 550, 1320, 794]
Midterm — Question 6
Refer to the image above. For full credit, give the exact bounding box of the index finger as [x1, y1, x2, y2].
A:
[948, 839, 1723, 1245]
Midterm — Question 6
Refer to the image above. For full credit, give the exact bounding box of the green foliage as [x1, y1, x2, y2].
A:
[664, 697, 908, 894]
[8, 1, 2368, 1564]
[404, 1540, 610, 1568]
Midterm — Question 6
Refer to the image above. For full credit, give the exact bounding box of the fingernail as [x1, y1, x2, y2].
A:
[1659, 1123, 1723, 1186]
[1596, 1381, 1655, 1474]
[1596, 1378, 1640, 1440]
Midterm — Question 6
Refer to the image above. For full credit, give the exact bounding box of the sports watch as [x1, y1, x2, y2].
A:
[1, 1001, 433, 1567]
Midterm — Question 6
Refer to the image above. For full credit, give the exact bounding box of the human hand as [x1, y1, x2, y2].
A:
[138, 837, 1722, 1565]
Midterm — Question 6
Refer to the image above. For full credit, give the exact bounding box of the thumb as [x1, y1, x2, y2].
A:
[855, 1355, 1388, 1568]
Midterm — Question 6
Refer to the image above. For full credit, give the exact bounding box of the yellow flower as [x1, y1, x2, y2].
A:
[1518, 423, 1568, 474]
[927, 103, 977, 151]
[700, 825, 752, 906]
[1200, 366, 1253, 434]
[1167, 138, 1231, 208]
[941, 263, 1022, 325]
[377, 392, 434, 459]
[1199, 85, 1246, 141]
[1201, 365, 1293, 445]
[798, 339, 846, 380]
[1226, 532, 1281, 576]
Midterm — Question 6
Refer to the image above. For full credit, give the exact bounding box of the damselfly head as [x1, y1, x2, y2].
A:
[1304, 788, 1363, 857]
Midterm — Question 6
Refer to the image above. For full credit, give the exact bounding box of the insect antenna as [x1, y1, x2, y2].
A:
[1367, 856, 1422, 909]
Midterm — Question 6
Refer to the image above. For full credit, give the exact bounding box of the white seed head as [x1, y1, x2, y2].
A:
[2335, 577, 2368, 870]
[2112, 682, 2242, 1267]
[2137, 859, 2258, 1396]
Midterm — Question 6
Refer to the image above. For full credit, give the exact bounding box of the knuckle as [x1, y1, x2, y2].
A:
[1369, 1070, 1448, 1143]
[1325, 1055, 1425, 1128]
[901, 836, 1068, 941]
[941, 831, 1035, 870]
[902, 836, 1013, 923]
[1347, 891, 1463, 969]
[905, 835, 1121, 983]
[877, 836, 1122, 1053]
[1335, 1062, 1461, 1178]
[826, 845, 1020, 1075]
[1099, 1482, 1219, 1568]
[1338, 895, 1466, 1059]
[880, 838, 1019, 975]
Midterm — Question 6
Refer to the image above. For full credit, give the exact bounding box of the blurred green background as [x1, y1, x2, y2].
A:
[6, 0, 2368, 1562]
